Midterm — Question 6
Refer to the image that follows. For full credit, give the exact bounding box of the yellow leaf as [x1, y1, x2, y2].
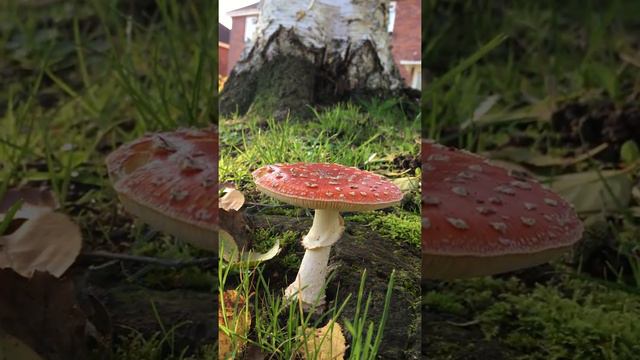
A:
[218, 290, 251, 360]
[298, 321, 346, 360]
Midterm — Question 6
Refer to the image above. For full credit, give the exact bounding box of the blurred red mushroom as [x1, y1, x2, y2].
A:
[422, 140, 583, 279]
[252, 163, 403, 308]
[106, 127, 217, 251]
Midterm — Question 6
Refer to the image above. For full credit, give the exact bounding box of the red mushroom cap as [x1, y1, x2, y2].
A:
[422, 140, 583, 279]
[106, 127, 217, 251]
[252, 163, 402, 211]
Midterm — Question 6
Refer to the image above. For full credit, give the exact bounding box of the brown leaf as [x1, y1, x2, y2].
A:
[219, 188, 245, 211]
[0, 195, 82, 278]
[0, 187, 58, 214]
[298, 321, 347, 360]
[0, 269, 89, 360]
[218, 290, 251, 360]
[0, 332, 44, 360]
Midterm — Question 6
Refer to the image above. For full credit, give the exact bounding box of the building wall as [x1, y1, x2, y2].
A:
[228, 16, 248, 75]
[218, 44, 229, 76]
[391, 0, 421, 84]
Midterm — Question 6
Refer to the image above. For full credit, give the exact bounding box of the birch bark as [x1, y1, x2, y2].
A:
[220, 0, 405, 118]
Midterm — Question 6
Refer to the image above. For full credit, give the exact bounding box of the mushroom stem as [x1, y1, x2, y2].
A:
[285, 245, 331, 306]
[285, 209, 344, 307]
[302, 209, 344, 249]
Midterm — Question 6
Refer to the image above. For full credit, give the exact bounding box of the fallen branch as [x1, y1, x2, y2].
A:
[81, 251, 216, 268]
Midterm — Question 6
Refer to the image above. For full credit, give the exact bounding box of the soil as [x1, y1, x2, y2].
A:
[422, 307, 515, 360]
[247, 214, 422, 359]
[80, 259, 216, 357]
[393, 153, 421, 175]
[550, 98, 640, 163]
[90, 283, 215, 352]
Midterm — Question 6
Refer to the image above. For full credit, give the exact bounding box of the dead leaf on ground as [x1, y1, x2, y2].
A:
[218, 290, 251, 360]
[391, 176, 420, 193]
[219, 188, 246, 211]
[298, 321, 347, 360]
[547, 169, 632, 214]
[0, 332, 44, 360]
[0, 187, 58, 213]
[460, 95, 559, 129]
[0, 270, 89, 360]
[0, 188, 82, 278]
[220, 229, 280, 266]
[485, 143, 608, 167]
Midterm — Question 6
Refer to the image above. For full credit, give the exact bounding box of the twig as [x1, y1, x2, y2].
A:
[445, 319, 480, 327]
[82, 250, 215, 268]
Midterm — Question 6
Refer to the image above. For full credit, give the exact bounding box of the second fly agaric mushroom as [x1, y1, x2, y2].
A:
[252, 163, 403, 307]
[422, 140, 583, 280]
[106, 127, 218, 251]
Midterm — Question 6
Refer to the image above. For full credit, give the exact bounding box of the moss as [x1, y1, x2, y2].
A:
[482, 279, 640, 358]
[253, 228, 302, 269]
[426, 275, 640, 359]
[260, 207, 305, 217]
[394, 269, 420, 299]
[345, 212, 379, 224]
[371, 212, 421, 248]
[424, 292, 466, 316]
[344, 211, 420, 248]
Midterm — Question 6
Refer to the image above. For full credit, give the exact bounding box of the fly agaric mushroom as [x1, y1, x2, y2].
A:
[252, 163, 403, 307]
[422, 140, 583, 279]
[106, 128, 218, 251]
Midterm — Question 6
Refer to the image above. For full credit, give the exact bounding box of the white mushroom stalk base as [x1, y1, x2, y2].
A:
[285, 209, 344, 308]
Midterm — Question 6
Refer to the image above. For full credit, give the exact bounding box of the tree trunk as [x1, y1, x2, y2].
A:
[220, 0, 408, 119]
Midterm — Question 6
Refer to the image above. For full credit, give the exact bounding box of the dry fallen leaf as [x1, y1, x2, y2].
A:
[0, 188, 82, 278]
[0, 332, 44, 360]
[391, 176, 420, 193]
[218, 290, 251, 360]
[0, 187, 59, 213]
[547, 169, 632, 214]
[220, 229, 280, 267]
[298, 321, 347, 360]
[219, 187, 246, 211]
[0, 269, 90, 360]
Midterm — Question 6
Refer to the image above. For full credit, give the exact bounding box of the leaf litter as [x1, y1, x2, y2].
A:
[0, 187, 110, 359]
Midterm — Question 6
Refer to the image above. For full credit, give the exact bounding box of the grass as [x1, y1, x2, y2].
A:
[219, 101, 421, 358]
[1, 0, 217, 357]
[424, 0, 640, 141]
[220, 101, 419, 187]
[424, 1, 640, 359]
[219, 250, 397, 359]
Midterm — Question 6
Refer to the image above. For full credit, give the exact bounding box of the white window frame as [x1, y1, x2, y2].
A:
[411, 67, 422, 90]
[388, 1, 397, 33]
[244, 16, 258, 42]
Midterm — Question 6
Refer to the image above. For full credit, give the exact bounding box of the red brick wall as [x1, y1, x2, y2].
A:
[228, 16, 247, 75]
[219, 45, 229, 76]
[391, 0, 421, 84]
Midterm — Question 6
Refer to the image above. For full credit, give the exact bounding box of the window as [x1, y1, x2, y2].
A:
[388, 1, 397, 33]
[244, 16, 258, 42]
[411, 67, 422, 90]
